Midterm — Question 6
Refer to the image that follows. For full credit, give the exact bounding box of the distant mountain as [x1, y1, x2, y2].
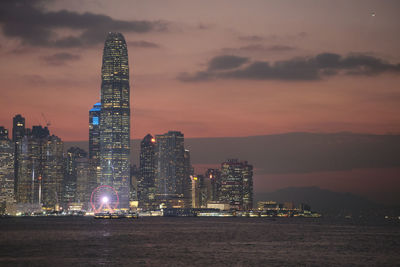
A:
[255, 186, 381, 216]
[65, 132, 400, 174]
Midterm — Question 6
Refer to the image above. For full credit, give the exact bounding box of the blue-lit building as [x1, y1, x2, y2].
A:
[89, 102, 101, 186]
[99, 32, 131, 209]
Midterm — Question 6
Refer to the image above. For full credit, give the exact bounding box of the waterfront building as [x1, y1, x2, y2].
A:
[41, 135, 64, 210]
[12, 114, 25, 195]
[205, 168, 221, 202]
[89, 102, 101, 185]
[129, 165, 139, 209]
[220, 159, 253, 210]
[183, 149, 193, 207]
[191, 175, 209, 208]
[16, 126, 64, 210]
[138, 134, 156, 209]
[99, 32, 131, 209]
[0, 127, 15, 213]
[75, 158, 89, 209]
[62, 147, 87, 208]
[154, 131, 186, 204]
[16, 133, 42, 204]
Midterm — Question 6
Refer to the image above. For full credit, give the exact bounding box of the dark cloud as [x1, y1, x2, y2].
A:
[178, 53, 400, 82]
[128, 41, 160, 48]
[238, 32, 307, 43]
[41, 52, 80, 66]
[267, 45, 296, 52]
[238, 35, 264, 42]
[222, 44, 296, 53]
[208, 55, 249, 71]
[0, 0, 167, 48]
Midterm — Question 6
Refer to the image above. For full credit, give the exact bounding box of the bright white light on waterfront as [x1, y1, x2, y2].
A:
[102, 196, 109, 203]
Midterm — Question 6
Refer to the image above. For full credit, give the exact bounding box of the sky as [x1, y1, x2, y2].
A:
[0, 0, 400, 140]
[0, 0, 400, 202]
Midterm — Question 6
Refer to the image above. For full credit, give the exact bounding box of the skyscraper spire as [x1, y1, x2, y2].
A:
[99, 32, 131, 209]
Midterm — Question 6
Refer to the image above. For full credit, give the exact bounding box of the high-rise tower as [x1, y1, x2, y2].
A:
[89, 102, 101, 188]
[12, 114, 25, 196]
[220, 159, 253, 210]
[0, 127, 15, 213]
[138, 134, 156, 209]
[99, 32, 131, 209]
[154, 131, 185, 202]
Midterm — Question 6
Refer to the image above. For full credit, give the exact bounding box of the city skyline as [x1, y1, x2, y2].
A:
[0, 1, 399, 206]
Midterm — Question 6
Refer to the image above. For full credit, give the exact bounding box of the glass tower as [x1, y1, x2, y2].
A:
[89, 102, 101, 187]
[0, 127, 15, 210]
[220, 159, 253, 210]
[138, 134, 156, 209]
[12, 114, 25, 196]
[99, 32, 131, 209]
[154, 131, 185, 201]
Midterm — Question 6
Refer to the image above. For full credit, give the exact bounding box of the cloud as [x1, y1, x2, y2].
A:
[222, 44, 296, 53]
[128, 41, 160, 48]
[208, 55, 249, 71]
[238, 35, 264, 42]
[41, 52, 80, 66]
[238, 32, 307, 43]
[178, 53, 400, 82]
[0, 0, 167, 48]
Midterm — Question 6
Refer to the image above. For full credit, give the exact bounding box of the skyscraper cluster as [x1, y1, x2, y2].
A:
[136, 131, 253, 211]
[0, 116, 65, 214]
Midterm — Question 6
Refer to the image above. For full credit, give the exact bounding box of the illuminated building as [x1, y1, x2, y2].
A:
[16, 126, 64, 210]
[89, 102, 101, 185]
[62, 147, 87, 208]
[129, 164, 138, 203]
[41, 135, 63, 210]
[154, 131, 186, 204]
[183, 149, 193, 207]
[75, 158, 89, 209]
[138, 134, 156, 209]
[0, 127, 15, 212]
[99, 32, 131, 209]
[12, 114, 25, 195]
[220, 159, 253, 210]
[190, 175, 209, 208]
[16, 132, 43, 204]
[242, 161, 253, 210]
[205, 168, 221, 202]
[191, 175, 199, 208]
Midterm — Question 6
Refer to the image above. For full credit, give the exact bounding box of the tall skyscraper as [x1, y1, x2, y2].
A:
[17, 133, 42, 204]
[75, 158, 90, 209]
[0, 127, 15, 213]
[183, 149, 193, 207]
[220, 159, 253, 210]
[12, 114, 25, 196]
[41, 135, 63, 210]
[138, 134, 156, 209]
[155, 131, 185, 203]
[89, 103, 101, 184]
[62, 147, 87, 208]
[99, 32, 131, 209]
[205, 168, 221, 202]
[16, 126, 63, 210]
[12, 115, 25, 142]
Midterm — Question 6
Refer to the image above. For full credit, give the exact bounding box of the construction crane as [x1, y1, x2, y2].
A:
[41, 113, 51, 128]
